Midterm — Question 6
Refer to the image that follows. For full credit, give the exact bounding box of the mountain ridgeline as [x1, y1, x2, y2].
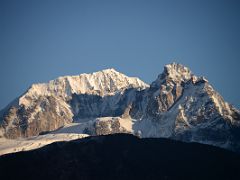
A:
[0, 63, 240, 152]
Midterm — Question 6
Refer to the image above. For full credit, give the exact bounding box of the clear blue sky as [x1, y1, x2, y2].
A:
[0, 0, 240, 109]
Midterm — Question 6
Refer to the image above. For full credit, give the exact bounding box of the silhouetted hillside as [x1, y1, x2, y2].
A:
[0, 134, 240, 180]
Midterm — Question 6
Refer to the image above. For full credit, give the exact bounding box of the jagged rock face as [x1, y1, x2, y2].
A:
[1, 96, 73, 138]
[70, 88, 138, 120]
[0, 63, 240, 152]
[173, 84, 240, 151]
[94, 118, 128, 136]
[146, 64, 190, 115]
[131, 63, 240, 151]
[130, 64, 192, 119]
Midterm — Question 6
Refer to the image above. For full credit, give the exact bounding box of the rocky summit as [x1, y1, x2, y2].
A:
[0, 63, 240, 153]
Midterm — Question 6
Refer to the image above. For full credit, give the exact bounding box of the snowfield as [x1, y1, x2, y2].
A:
[0, 116, 133, 156]
[0, 133, 89, 156]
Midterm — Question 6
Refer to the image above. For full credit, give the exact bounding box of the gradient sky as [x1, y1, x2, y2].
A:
[0, 0, 240, 109]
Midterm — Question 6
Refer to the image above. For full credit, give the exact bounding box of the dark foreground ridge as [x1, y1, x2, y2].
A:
[0, 134, 240, 180]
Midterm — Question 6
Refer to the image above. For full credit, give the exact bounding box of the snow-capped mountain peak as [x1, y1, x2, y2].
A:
[0, 68, 149, 139]
[0, 63, 240, 153]
[19, 68, 149, 107]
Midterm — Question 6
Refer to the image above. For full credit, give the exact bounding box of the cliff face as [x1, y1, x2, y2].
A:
[130, 63, 240, 151]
